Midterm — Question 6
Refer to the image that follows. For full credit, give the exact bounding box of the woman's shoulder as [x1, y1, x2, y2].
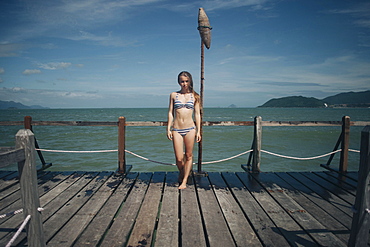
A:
[170, 91, 179, 97]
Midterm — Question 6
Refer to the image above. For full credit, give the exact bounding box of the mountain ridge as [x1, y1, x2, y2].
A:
[258, 90, 370, 108]
[0, 100, 49, 110]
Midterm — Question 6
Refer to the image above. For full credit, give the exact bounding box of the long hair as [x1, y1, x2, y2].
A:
[177, 71, 200, 103]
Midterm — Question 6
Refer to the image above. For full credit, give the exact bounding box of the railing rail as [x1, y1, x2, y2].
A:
[1, 116, 369, 173]
[2, 120, 370, 127]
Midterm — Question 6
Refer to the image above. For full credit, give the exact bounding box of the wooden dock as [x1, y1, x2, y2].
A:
[0, 169, 360, 246]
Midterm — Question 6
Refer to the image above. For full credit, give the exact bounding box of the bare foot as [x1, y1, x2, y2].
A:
[178, 183, 187, 190]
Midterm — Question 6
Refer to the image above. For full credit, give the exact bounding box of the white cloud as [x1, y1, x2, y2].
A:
[37, 62, 72, 70]
[0, 68, 4, 74]
[22, 69, 42, 75]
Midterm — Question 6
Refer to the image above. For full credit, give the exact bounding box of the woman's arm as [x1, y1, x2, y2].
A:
[194, 98, 202, 143]
[167, 93, 174, 140]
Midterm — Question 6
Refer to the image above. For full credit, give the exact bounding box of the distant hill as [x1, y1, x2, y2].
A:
[323, 90, 370, 106]
[0, 100, 49, 110]
[259, 90, 370, 108]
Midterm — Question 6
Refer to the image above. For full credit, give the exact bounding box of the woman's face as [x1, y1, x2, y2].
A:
[178, 75, 191, 91]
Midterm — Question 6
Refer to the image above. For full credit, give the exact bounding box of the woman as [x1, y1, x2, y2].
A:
[167, 71, 201, 189]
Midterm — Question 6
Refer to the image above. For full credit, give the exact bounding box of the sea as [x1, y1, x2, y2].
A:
[1, 107, 369, 173]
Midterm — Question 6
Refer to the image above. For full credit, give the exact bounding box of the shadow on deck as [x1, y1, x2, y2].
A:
[0, 169, 358, 246]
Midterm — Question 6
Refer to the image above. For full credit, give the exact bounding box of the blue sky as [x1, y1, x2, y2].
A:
[0, 0, 369, 108]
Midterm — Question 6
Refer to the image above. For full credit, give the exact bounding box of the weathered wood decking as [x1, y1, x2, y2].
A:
[0, 169, 360, 246]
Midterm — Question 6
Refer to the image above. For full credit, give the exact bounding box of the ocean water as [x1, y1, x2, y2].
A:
[1, 107, 369, 173]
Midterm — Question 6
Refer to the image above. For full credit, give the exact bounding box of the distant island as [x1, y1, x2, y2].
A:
[258, 90, 370, 108]
[0, 100, 49, 110]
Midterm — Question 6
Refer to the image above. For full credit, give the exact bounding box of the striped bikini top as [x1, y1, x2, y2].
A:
[174, 93, 194, 110]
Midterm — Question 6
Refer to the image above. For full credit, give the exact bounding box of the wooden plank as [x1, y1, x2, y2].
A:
[180, 175, 207, 247]
[209, 172, 261, 246]
[0, 171, 58, 225]
[73, 172, 138, 246]
[262, 120, 343, 126]
[277, 172, 352, 233]
[255, 172, 346, 246]
[195, 174, 236, 246]
[223, 172, 289, 246]
[345, 171, 359, 181]
[126, 172, 165, 246]
[155, 172, 179, 247]
[287, 172, 354, 220]
[322, 171, 358, 188]
[313, 171, 357, 195]
[237, 172, 316, 246]
[100, 172, 152, 246]
[0, 172, 71, 242]
[0, 172, 96, 246]
[47, 172, 121, 246]
[42, 172, 111, 244]
[0, 171, 14, 179]
[302, 172, 355, 206]
[0, 171, 19, 192]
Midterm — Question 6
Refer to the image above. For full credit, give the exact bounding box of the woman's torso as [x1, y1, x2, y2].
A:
[172, 92, 195, 129]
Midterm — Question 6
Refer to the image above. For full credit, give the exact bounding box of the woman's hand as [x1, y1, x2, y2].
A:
[196, 132, 202, 143]
[167, 130, 173, 141]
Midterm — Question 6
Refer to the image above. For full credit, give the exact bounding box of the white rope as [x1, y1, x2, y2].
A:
[36, 148, 117, 153]
[201, 150, 253, 164]
[260, 149, 342, 160]
[35, 147, 360, 165]
[0, 209, 23, 219]
[6, 215, 31, 247]
[124, 150, 175, 166]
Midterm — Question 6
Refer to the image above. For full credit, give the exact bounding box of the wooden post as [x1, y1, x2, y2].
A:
[16, 129, 45, 247]
[252, 116, 262, 173]
[118, 117, 126, 174]
[197, 41, 205, 173]
[339, 116, 350, 173]
[23, 116, 51, 170]
[348, 125, 370, 246]
[24, 116, 32, 130]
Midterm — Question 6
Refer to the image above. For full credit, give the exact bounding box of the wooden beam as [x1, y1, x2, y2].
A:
[118, 117, 126, 174]
[1, 120, 369, 127]
[339, 116, 350, 173]
[252, 116, 262, 173]
[348, 125, 370, 246]
[0, 147, 25, 168]
[16, 129, 46, 246]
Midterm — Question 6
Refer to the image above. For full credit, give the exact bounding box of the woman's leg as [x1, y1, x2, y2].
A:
[172, 130, 185, 182]
[179, 128, 196, 189]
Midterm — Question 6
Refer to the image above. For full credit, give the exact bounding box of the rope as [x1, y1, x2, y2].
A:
[260, 149, 342, 160]
[6, 215, 31, 247]
[35, 147, 360, 165]
[201, 150, 253, 164]
[198, 25, 212, 30]
[0, 209, 23, 219]
[36, 148, 117, 153]
[124, 150, 174, 166]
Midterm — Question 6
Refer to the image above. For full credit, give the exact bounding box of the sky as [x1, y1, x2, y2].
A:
[0, 0, 369, 108]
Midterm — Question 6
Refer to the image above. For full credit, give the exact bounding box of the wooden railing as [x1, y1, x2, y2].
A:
[348, 125, 370, 246]
[0, 129, 46, 246]
[1, 116, 370, 173]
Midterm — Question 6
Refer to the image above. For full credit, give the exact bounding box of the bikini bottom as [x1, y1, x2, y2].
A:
[172, 126, 195, 137]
